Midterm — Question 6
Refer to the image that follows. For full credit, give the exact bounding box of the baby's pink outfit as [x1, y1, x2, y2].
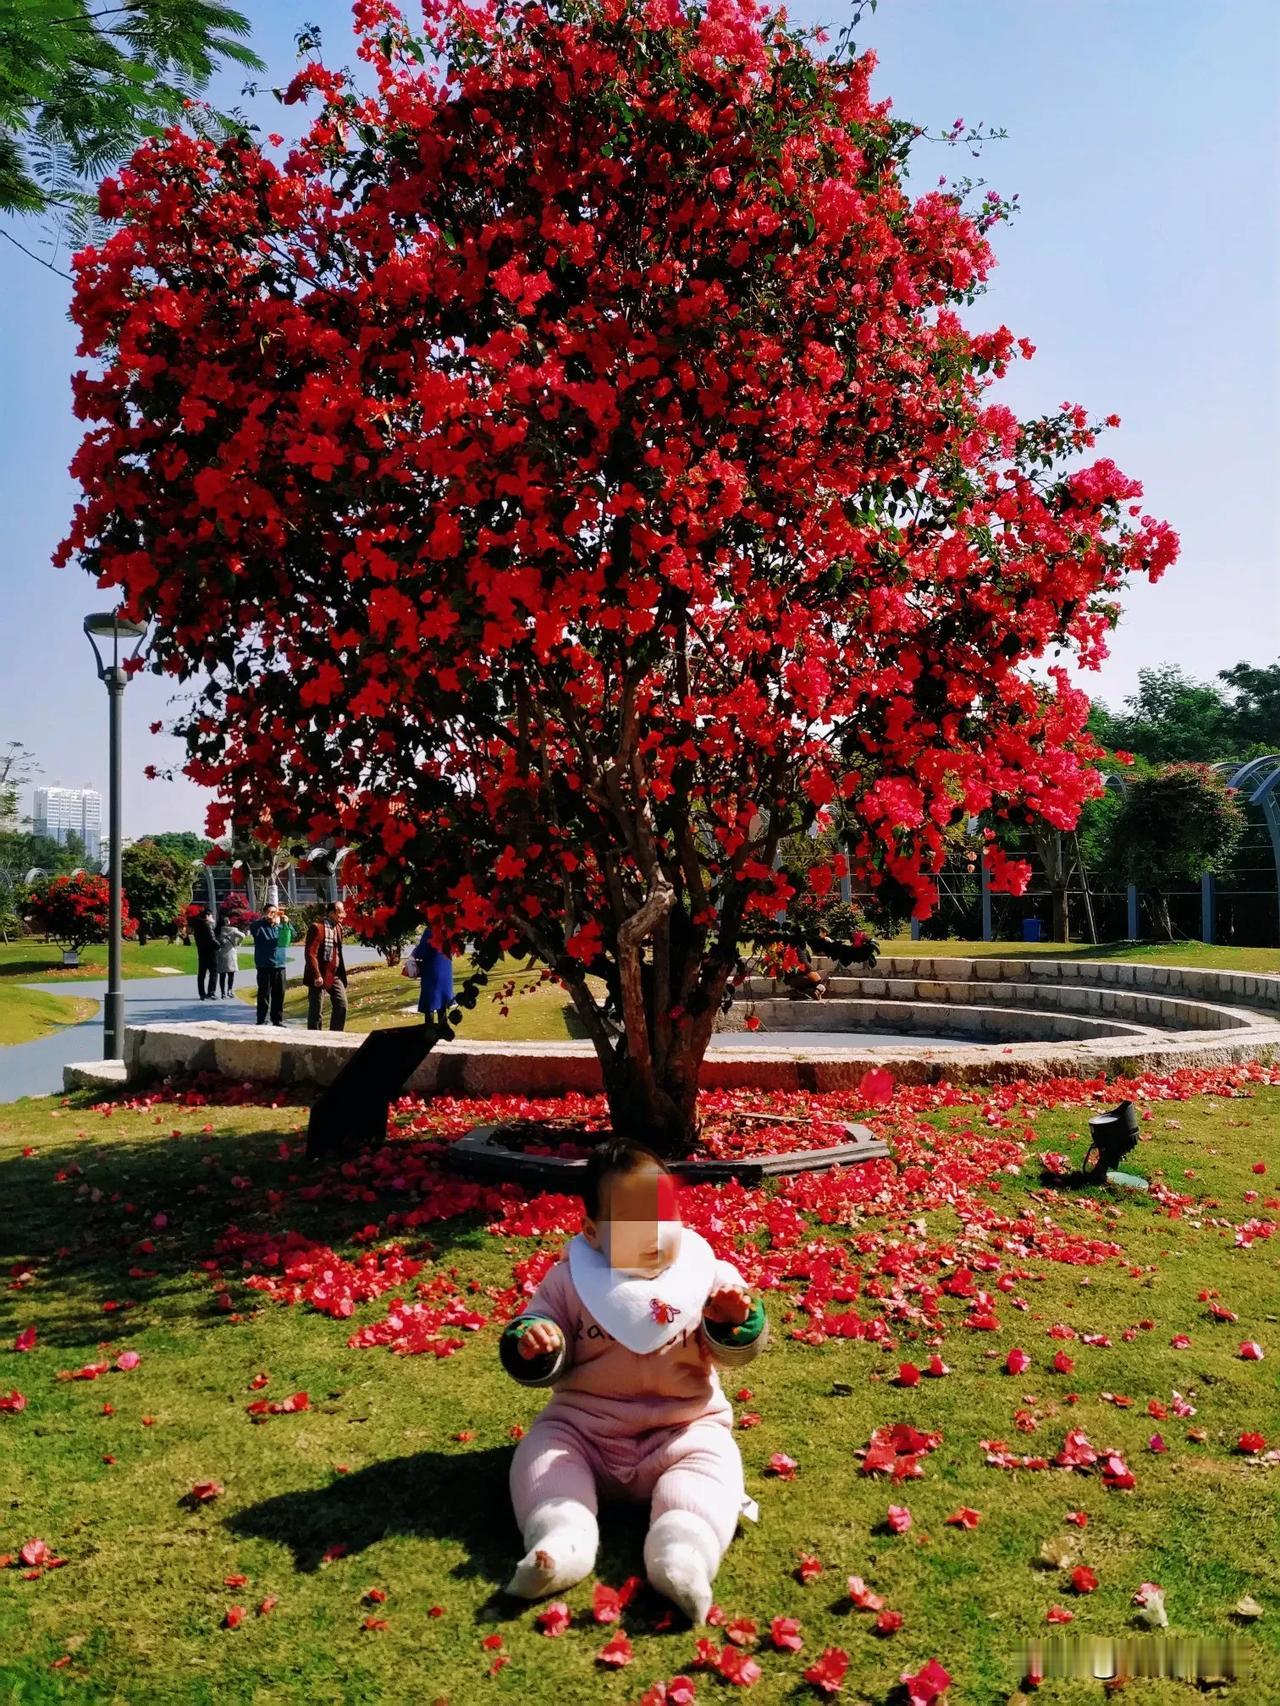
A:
[509, 1245, 763, 1557]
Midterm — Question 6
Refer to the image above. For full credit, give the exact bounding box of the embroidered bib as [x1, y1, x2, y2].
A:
[567, 1225, 717, 1356]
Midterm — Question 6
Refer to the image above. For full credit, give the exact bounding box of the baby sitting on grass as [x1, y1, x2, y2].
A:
[499, 1136, 768, 1625]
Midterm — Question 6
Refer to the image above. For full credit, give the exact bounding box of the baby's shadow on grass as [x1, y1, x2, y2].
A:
[228, 1445, 653, 1619]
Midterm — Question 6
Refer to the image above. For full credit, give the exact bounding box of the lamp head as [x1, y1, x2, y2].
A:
[1082, 1100, 1141, 1181]
[84, 612, 148, 681]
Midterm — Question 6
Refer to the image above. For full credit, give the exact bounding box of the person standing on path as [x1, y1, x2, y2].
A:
[186, 905, 219, 1001]
[412, 924, 454, 1028]
[248, 904, 292, 1027]
[303, 900, 349, 1031]
[215, 914, 246, 999]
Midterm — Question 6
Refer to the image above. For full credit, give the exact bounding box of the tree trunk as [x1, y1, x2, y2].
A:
[1050, 885, 1069, 944]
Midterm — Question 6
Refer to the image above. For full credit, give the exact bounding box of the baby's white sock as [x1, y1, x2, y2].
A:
[506, 1498, 599, 1599]
[644, 1509, 722, 1626]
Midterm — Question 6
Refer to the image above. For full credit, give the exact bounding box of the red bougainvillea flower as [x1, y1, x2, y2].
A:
[596, 1631, 633, 1668]
[13, 1327, 36, 1353]
[188, 1481, 223, 1503]
[847, 1576, 885, 1612]
[225, 1575, 249, 1590]
[771, 1617, 803, 1652]
[1071, 1567, 1098, 1594]
[1238, 1432, 1267, 1454]
[901, 1658, 953, 1705]
[115, 1351, 141, 1371]
[1239, 1341, 1265, 1360]
[858, 1069, 895, 1107]
[0, 1391, 26, 1414]
[640, 1679, 698, 1706]
[1066, 1511, 1089, 1527]
[803, 1647, 850, 1696]
[766, 1452, 798, 1480]
[1045, 1605, 1074, 1624]
[223, 1606, 245, 1630]
[887, 1505, 913, 1534]
[19, 1539, 50, 1569]
[362, 1616, 390, 1632]
[945, 1508, 982, 1530]
[726, 1618, 758, 1649]
[716, 1645, 761, 1686]
[796, 1553, 824, 1584]
[258, 1596, 279, 1616]
[536, 1601, 571, 1637]
[1005, 1347, 1031, 1375]
[592, 1583, 623, 1624]
[363, 1587, 387, 1605]
[875, 1609, 904, 1635]
[897, 1363, 921, 1388]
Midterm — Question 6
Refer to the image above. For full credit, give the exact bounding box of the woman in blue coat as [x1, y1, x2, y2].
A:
[413, 926, 454, 1028]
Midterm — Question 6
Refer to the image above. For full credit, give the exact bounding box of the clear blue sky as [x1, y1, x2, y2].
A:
[1, 0, 1277, 835]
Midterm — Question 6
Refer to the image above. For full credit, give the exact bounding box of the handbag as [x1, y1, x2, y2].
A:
[401, 954, 420, 980]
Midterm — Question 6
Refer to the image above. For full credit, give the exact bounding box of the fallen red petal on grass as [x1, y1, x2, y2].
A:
[362, 1617, 389, 1632]
[19, 1539, 50, 1568]
[796, 1552, 823, 1583]
[847, 1575, 885, 1611]
[364, 1587, 387, 1604]
[803, 1646, 849, 1695]
[887, 1504, 912, 1533]
[1239, 1341, 1265, 1360]
[945, 1508, 981, 1529]
[13, 1326, 36, 1353]
[223, 1606, 245, 1630]
[248, 1373, 269, 1390]
[726, 1617, 758, 1649]
[1046, 1605, 1074, 1624]
[901, 1657, 952, 1706]
[224, 1574, 248, 1589]
[593, 1583, 622, 1623]
[188, 1481, 223, 1503]
[1005, 1347, 1031, 1375]
[257, 1596, 278, 1616]
[1071, 1567, 1098, 1594]
[320, 1544, 348, 1564]
[1066, 1511, 1088, 1527]
[481, 1634, 503, 1650]
[874, 1609, 903, 1635]
[1238, 1431, 1267, 1454]
[115, 1351, 141, 1371]
[897, 1362, 921, 1387]
[771, 1616, 803, 1652]
[536, 1601, 570, 1637]
[596, 1630, 633, 1668]
[766, 1452, 797, 1480]
[0, 1391, 26, 1413]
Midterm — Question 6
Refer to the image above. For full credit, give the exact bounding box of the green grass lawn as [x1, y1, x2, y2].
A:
[878, 939, 1280, 975]
[0, 984, 96, 1046]
[0, 940, 203, 983]
[2, 1071, 1278, 1704]
[259, 956, 599, 1042]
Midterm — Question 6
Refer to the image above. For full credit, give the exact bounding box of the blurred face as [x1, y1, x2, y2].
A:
[583, 1159, 682, 1278]
[267, 907, 281, 924]
[330, 904, 346, 924]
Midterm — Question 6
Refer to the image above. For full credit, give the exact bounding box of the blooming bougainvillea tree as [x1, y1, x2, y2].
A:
[58, 0, 1177, 1150]
[26, 871, 137, 954]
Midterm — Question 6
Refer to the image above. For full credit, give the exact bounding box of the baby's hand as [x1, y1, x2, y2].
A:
[516, 1320, 564, 1361]
[704, 1285, 752, 1325]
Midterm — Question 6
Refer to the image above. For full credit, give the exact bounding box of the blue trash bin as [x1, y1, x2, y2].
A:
[1021, 919, 1043, 943]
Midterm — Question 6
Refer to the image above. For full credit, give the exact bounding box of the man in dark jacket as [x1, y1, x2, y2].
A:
[303, 900, 348, 1031]
[248, 904, 293, 1027]
[186, 905, 219, 1001]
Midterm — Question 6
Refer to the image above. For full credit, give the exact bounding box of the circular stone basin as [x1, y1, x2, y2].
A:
[709, 1029, 991, 1049]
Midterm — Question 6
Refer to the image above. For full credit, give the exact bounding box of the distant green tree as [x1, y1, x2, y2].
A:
[1109, 764, 1246, 940]
[146, 830, 214, 865]
[122, 837, 196, 944]
[0, 0, 260, 253]
[1217, 661, 1280, 755]
[1090, 665, 1230, 765]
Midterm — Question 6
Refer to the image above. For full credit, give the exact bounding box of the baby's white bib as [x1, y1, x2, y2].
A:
[567, 1225, 717, 1356]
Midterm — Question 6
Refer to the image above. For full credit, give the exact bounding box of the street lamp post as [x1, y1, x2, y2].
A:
[84, 612, 148, 1060]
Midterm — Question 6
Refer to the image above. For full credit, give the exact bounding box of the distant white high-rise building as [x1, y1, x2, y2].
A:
[32, 786, 102, 862]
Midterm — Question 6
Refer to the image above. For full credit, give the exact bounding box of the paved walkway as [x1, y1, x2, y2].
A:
[0, 946, 381, 1103]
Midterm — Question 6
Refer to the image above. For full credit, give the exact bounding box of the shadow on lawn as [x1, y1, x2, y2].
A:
[229, 1445, 652, 1610]
[0, 1106, 500, 1350]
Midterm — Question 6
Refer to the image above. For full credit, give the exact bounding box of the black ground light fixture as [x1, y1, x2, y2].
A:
[1082, 1099, 1144, 1189]
[84, 611, 149, 1059]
